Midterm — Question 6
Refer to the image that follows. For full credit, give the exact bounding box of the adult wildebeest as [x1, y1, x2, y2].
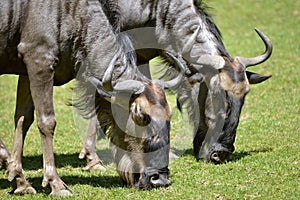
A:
[117, 0, 273, 164]
[79, 0, 273, 167]
[126, 0, 273, 164]
[73, 35, 185, 189]
[0, 0, 184, 195]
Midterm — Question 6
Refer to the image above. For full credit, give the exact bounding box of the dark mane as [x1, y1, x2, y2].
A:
[117, 33, 137, 71]
[193, 0, 232, 60]
[99, 0, 121, 33]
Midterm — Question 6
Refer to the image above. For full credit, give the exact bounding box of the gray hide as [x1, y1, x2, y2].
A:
[1, 0, 187, 194]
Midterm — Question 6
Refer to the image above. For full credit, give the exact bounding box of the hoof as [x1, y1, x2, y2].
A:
[43, 177, 73, 197]
[14, 186, 37, 195]
[79, 149, 86, 160]
[169, 151, 179, 161]
[50, 188, 73, 197]
[83, 162, 106, 171]
[7, 172, 15, 182]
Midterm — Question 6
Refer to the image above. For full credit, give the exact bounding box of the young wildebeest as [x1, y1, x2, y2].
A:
[79, 0, 273, 167]
[0, 0, 183, 196]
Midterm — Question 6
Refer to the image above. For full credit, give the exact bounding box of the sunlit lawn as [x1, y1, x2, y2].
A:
[0, 0, 299, 199]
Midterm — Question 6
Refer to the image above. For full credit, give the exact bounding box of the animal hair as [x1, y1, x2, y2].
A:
[99, 0, 121, 32]
[154, 0, 233, 128]
[193, 0, 231, 60]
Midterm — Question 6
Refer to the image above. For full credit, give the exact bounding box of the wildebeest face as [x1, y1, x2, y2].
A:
[126, 82, 172, 189]
[94, 81, 172, 189]
[103, 79, 175, 189]
[204, 57, 271, 164]
[89, 49, 184, 188]
[189, 29, 272, 164]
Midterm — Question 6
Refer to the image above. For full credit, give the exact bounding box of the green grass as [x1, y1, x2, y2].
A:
[0, 0, 299, 199]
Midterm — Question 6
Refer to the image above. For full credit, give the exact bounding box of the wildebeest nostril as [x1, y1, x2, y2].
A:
[211, 152, 221, 163]
[211, 152, 218, 159]
[150, 174, 171, 187]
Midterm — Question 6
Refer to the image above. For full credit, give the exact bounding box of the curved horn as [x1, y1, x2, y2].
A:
[236, 28, 273, 67]
[89, 47, 146, 100]
[195, 54, 225, 70]
[113, 80, 145, 94]
[155, 51, 185, 89]
[88, 76, 114, 98]
[102, 50, 122, 91]
[182, 26, 201, 63]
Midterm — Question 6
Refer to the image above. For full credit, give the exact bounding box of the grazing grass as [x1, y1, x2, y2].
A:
[0, 0, 299, 199]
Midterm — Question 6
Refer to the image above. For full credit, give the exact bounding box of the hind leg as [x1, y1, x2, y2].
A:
[7, 116, 36, 195]
[6, 76, 36, 194]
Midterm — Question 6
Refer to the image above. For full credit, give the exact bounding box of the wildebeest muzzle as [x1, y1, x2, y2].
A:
[205, 143, 234, 164]
[135, 167, 170, 190]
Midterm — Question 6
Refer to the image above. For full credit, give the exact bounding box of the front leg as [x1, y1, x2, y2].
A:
[19, 42, 72, 196]
[79, 116, 106, 171]
[0, 139, 10, 170]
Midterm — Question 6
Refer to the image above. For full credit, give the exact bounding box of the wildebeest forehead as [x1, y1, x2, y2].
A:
[220, 68, 250, 99]
[133, 83, 172, 120]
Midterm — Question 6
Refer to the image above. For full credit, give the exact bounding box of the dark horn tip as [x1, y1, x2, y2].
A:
[240, 28, 273, 67]
[254, 27, 273, 49]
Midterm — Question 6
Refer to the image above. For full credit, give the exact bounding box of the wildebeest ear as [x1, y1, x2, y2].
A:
[246, 71, 272, 84]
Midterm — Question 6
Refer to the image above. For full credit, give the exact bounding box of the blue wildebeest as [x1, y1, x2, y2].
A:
[121, 0, 273, 164]
[0, 0, 184, 195]
[79, 0, 273, 167]
[73, 35, 185, 189]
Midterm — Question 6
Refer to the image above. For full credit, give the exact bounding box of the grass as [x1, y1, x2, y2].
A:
[0, 0, 299, 199]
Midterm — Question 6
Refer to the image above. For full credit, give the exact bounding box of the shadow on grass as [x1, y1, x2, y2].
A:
[232, 148, 273, 162]
[0, 148, 122, 194]
[179, 147, 273, 163]
[19, 148, 113, 171]
[0, 174, 123, 195]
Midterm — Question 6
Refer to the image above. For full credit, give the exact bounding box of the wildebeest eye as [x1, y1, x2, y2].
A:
[133, 112, 151, 126]
[130, 102, 151, 126]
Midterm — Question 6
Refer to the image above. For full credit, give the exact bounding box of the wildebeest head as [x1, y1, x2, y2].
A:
[184, 28, 272, 164]
[112, 81, 172, 189]
[88, 50, 184, 189]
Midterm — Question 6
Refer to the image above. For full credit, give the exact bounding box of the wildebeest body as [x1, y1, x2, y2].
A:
[1, 0, 186, 194]
[0, 0, 134, 196]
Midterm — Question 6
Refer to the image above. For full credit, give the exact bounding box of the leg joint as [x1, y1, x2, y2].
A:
[37, 115, 56, 136]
